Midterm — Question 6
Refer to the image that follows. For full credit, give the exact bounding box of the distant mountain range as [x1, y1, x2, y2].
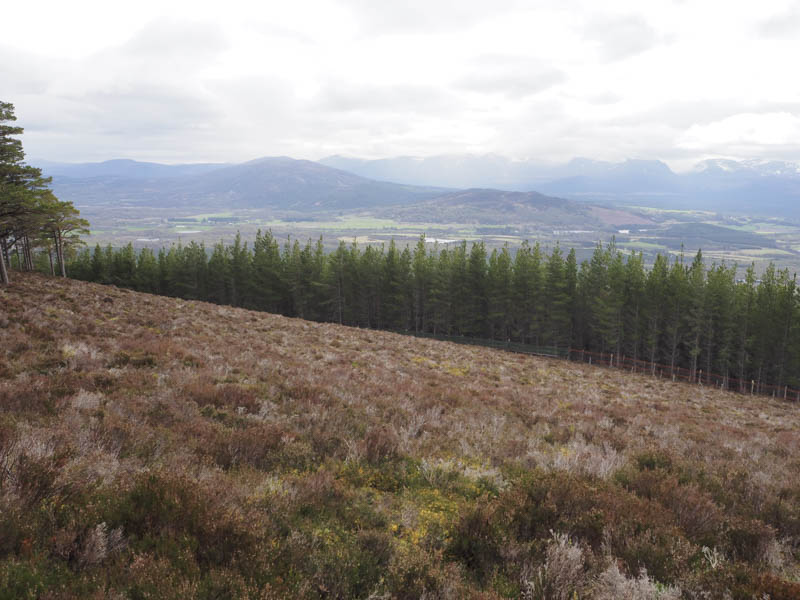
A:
[39, 156, 653, 230]
[36, 158, 226, 180]
[320, 155, 800, 218]
[43, 157, 448, 215]
[36, 154, 800, 228]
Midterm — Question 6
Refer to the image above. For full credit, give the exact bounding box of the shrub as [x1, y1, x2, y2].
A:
[726, 518, 775, 563]
[447, 501, 502, 582]
[182, 377, 261, 414]
[104, 473, 254, 568]
[592, 562, 681, 600]
[0, 559, 75, 600]
[362, 425, 400, 465]
[210, 423, 308, 471]
[520, 531, 588, 600]
[634, 450, 673, 472]
[109, 350, 157, 368]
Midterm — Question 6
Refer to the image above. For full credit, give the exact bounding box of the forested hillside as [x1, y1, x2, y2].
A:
[1, 273, 799, 598]
[66, 234, 799, 393]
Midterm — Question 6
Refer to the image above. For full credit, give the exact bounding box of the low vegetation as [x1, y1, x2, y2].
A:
[2, 273, 800, 598]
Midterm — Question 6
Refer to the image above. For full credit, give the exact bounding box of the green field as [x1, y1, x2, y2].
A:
[78, 204, 800, 274]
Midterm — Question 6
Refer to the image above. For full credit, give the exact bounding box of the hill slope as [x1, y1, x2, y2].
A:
[322, 154, 800, 218]
[1, 274, 799, 598]
[48, 156, 447, 213]
[379, 188, 651, 227]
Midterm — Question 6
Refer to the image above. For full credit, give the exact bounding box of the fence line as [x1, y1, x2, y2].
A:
[567, 349, 800, 402]
[398, 330, 570, 359]
[395, 330, 798, 403]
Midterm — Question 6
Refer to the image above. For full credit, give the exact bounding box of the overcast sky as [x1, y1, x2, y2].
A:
[4, 0, 800, 170]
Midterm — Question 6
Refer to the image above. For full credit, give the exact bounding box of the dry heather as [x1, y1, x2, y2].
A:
[1, 272, 799, 599]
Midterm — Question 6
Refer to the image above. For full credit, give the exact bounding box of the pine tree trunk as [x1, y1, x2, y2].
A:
[57, 230, 66, 277]
[0, 238, 10, 285]
[48, 247, 54, 276]
[777, 315, 791, 387]
[24, 235, 34, 271]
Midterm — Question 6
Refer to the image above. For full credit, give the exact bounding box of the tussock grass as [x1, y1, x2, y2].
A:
[1, 272, 799, 598]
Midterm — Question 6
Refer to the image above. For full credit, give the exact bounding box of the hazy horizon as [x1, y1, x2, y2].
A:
[30, 152, 800, 177]
[6, 1, 800, 170]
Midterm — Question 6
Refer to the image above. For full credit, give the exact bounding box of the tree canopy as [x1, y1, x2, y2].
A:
[0, 101, 88, 284]
[69, 235, 800, 393]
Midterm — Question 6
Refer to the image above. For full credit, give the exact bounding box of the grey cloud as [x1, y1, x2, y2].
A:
[609, 101, 800, 129]
[583, 14, 659, 61]
[244, 21, 318, 46]
[338, 0, 528, 34]
[0, 46, 53, 95]
[21, 84, 221, 143]
[120, 19, 229, 64]
[314, 82, 455, 114]
[11, 21, 233, 161]
[79, 87, 221, 136]
[758, 4, 800, 38]
[455, 55, 566, 98]
[587, 92, 622, 105]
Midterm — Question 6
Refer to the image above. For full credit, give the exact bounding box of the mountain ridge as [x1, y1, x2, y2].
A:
[44, 155, 649, 230]
[321, 154, 800, 217]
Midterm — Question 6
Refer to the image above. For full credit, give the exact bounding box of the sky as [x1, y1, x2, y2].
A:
[3, 0, 800, 171]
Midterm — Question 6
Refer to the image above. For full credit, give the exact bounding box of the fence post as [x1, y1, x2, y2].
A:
[698, 370, 702, 385]
[785, 386, 788, 400]
[751, 380, 755, 395]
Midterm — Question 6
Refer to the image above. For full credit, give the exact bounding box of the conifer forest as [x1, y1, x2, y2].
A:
[64, 233, 799, 394]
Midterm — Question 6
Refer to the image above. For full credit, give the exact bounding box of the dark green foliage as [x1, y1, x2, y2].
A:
[1, 102, 88, 284]
[68, 235, 800, 391]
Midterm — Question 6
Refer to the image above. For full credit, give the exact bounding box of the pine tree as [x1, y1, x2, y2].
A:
[622, 251, 646, 362]
[411, 235, 433, 332]
[466, 242, 489, 337]
[704, 263, 736, 384]
[207, 242, 231, 304]
[382, 240, 408, 330]
[252, 229, 285, 313]
[644, 253, 668, 371]
[664, 253, 689, 375]
[487, 245, 513, 340]
[512, 241, 543, 344]
[544, 244, 570, 352]
[774, 269, 797, 388]
[1, 102, 87, 284]
[135, 248, 160, 293]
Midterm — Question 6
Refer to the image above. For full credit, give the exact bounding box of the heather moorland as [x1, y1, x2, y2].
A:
[1, 273, 799, 598]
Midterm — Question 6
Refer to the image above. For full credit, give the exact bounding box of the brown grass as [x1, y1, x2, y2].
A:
[1, 272, 799, 598]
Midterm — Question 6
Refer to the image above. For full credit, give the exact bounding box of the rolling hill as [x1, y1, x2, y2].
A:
[43, 156, 650, 233]
[321, 154, 800, 218]
[46, 156, 448, 213]
[1, 272, 799, 598]
[379, 188, 652, 227]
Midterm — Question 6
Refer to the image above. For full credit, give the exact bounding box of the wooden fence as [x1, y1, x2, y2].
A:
[567, 349, 800, 401]
[396, 330, 799, 402]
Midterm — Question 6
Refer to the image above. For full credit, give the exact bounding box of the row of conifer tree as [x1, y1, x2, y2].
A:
[64, 231, 799, 391]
